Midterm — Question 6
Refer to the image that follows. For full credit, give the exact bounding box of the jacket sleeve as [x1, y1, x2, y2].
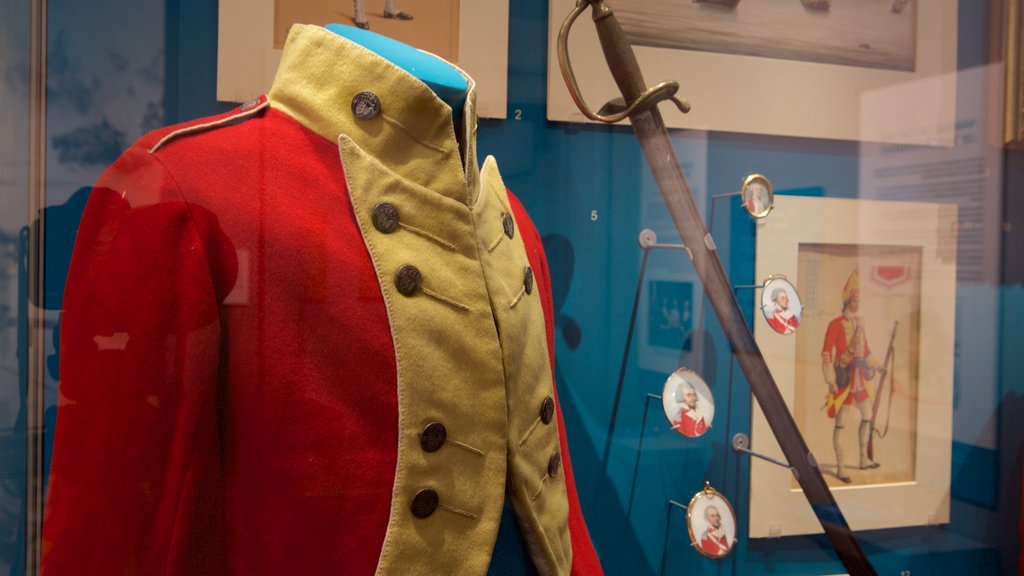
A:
[41, 147, 237, 576]
[508, 194, 604, 575]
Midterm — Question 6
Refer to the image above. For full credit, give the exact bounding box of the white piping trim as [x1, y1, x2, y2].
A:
[148, 97, 270, 154]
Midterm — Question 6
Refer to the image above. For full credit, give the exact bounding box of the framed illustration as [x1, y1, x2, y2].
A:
[750, 195, 957, 537]
[219, 0, 509, 119]
[546, 0, 958, 143]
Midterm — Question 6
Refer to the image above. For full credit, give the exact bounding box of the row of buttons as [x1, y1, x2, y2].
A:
[372, 202, 534, 298]
[413, 463, 568, 520]
[543, 396, 560, 480]
[392, 263, 533, 301]
[373, 203, 518, 242]
[409, 396, 557, 519]
[365, 196, 552, 520]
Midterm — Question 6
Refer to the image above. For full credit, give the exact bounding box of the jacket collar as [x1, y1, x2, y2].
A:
[268, 24, 480, 206]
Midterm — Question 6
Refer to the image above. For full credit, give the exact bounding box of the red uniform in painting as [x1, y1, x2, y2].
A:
[821, 314, 873, 417]
[700, 528, 730, 556]
[822, 269, 880, 481]
[673, 407, 708, 438]
[767, 309, 799, 335]
[41, 25, 601, 576]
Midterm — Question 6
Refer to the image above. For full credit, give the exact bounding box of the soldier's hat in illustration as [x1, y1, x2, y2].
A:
[842, 269, 860, 304]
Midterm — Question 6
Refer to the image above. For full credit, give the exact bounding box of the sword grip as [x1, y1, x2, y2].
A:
[590, 1, 648, 105]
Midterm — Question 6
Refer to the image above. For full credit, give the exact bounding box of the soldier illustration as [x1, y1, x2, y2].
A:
[672, 381, 708, 438]
[698, 506, 731, 556]
[821, 270, 885, 483]
[353, 0, 414, 30]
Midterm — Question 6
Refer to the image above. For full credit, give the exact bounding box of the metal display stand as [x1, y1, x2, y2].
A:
[614, 199, 784, 572]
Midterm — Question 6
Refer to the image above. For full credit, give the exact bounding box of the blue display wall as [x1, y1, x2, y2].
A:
[0, 0, 1019, 574]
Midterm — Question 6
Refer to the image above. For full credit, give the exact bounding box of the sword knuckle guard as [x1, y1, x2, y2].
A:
[557, 0, 689, 124]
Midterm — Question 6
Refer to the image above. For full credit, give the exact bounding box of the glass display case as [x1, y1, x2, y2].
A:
[1, 0, 1021, 574]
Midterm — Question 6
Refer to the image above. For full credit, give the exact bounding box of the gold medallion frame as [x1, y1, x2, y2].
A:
[686, 482, 737, 560]
[661, 368, 716, 439]
[760, 275, 802, 336]
[741, 174, 774, 219]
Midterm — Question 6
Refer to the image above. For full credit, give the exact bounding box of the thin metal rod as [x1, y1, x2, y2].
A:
[735, 445, 796, 473]
[712, 191, 743, 200]
[626, 393, 660, 520]
[736, 285, 759, 331]
[602, 247, 651, 468]
[660, 500, 688, 575]
[722, 349, 736, 493]
[727, 357, 739, 576]
[647, 243, 688, 251]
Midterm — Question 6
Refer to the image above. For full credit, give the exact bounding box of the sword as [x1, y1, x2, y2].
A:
[556, 3, 876, 574]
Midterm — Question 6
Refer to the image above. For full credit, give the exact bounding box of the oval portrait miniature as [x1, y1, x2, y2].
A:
[741, 173, 773, 218]
[761, 276, 802, 335]
[661, 368, 715, 439]
[686, 482, 737, 559]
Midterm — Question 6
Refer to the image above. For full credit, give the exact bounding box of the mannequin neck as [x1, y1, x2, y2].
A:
[324, 24, 468, 123]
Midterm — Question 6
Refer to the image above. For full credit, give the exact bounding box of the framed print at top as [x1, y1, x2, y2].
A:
[219, 0, 509, 119]
[750, 196, 957, 537]
[546, 0, 958, 143]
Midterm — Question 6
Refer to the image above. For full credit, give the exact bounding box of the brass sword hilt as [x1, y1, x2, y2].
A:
[557, 0, 691, 124]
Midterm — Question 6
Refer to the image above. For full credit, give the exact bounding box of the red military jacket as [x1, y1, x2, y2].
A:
[672, 408, 708, 438]
[699, 528, 730, 556]
[822, 315, 872, 368]
[822, 314, 874, 416]
[42, 24, 602, 576]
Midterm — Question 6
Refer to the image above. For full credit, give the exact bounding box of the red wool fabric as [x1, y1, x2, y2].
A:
[42, 104, 602, 575]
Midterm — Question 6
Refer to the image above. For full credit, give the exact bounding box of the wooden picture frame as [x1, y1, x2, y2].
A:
[218, 0, 509, 119]
[750, 195, 957, 537]
[546, 0, 958, 144]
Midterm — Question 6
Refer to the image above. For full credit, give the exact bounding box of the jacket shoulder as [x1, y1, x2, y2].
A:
[138, 95, 271, 154]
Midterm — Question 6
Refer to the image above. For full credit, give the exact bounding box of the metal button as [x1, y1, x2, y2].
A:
[372, 203, 400, 234]
[395, 265, 422, 296]
[548, 451, 561, 478]
[351, 91, 381, 120]
[524, 267, 534, 295]
[540, 396, 555, 425]
[502, 213, 515, 239]
[411, 489, 439, 518]
[421, 422, 447, 453]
